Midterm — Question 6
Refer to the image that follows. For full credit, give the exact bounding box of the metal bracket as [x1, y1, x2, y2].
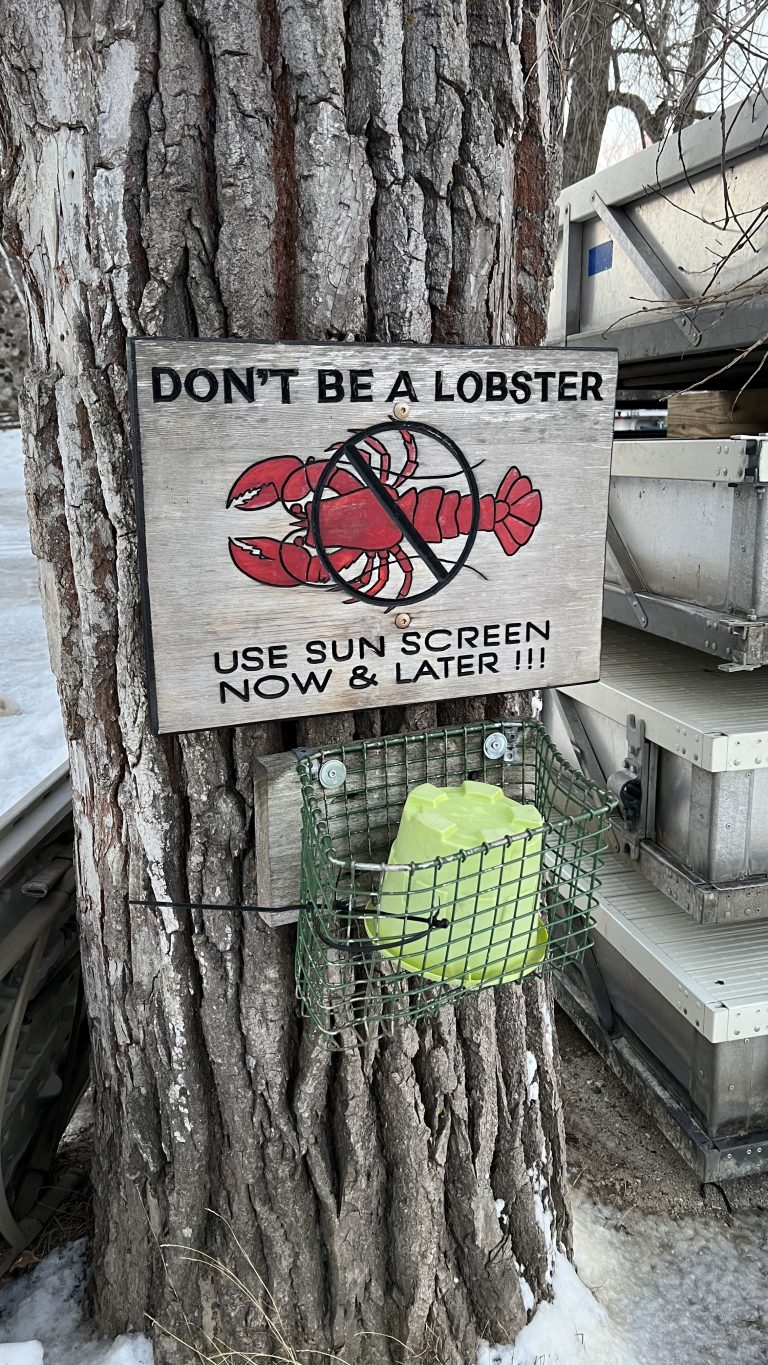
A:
[632, 840, 768, 925]
[591, 191, 702, 347]
[552, 693, 607, 789]
[606, 714, 658, 859]
[603, 581, 768, 671]
[605, 517, 649, 628]
[551, 693, 659, 860]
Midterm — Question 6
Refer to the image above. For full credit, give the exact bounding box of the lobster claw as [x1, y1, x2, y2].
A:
[227, 457, 304, 511]
[230, 537, 366, 589]
[229, 537, 315, 586]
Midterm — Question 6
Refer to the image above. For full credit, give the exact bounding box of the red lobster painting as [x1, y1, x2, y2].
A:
[227, 427, 542, 602]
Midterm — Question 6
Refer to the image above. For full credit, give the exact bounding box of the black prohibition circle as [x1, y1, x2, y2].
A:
[309, 420, 481, 607]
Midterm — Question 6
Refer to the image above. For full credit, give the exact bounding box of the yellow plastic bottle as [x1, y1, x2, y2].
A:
[367, 780, 548, 985]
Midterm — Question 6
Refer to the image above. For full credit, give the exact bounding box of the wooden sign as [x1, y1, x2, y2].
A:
[129, 341, 617, 733]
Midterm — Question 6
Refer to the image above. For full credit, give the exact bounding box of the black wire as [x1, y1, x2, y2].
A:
[130, 897, 449, 929]
[130, 898, 303, 914]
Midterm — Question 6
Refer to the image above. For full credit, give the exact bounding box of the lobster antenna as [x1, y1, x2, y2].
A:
[438, 559, 490, 582]
[405, 459, 486, 481]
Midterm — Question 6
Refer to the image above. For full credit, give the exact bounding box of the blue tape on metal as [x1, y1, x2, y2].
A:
[587, 240, 613, 277]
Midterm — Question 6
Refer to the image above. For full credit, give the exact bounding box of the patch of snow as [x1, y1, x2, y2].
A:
[526, 1160, 556, 1282]
[0, 1242, 152, 1365]
[540, 999, 554, 1058]
[481, 1193, 768, 1365]
[478, 1250, 633, 1365]
[517, 1273, 535, 1316]
[573, 1197, 768, 1365]
[0, 430, 67, 817]
[0, 1347, 45, 1365]
[525, 1051, 537, 1085]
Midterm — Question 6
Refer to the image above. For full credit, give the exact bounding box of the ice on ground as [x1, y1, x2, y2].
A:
[0, 429, 67, 817]
[480, 1193, 768, 1364]
[573, 1196, 768, 1365]
[0, 1242, 152, 1365]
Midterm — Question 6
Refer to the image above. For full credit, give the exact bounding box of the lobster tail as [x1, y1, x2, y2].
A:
[493, 467, 542, 557]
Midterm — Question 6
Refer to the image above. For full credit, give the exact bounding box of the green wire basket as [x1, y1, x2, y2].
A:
[296, 721, 615, 1043]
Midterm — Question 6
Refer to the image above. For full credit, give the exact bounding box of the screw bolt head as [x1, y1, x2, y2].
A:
[483, 732, 508, 760]
[393, 400, 411, 420]
[394, 612, 411, 629]
[318, 759, 347, 791]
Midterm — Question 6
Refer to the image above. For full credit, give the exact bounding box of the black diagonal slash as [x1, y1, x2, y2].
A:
[310, 420, 480, 607]
[340, 441, 449, 582]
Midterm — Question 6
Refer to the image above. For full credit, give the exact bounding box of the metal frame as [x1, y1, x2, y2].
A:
[610, 437, 766, 484]
[551, 94, 768, 363]
[605, 518, 650, 628]
[549, 664, 768, 925]
[590, 192, 702, 347]
[0, 765, 71, 886]
[635, 839, 768, 924]
[603, 583, 768, 671]
[556, 971, 768, 1182]
[605, 438, 768, 669]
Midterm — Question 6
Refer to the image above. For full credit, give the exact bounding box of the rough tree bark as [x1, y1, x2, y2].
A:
[0, 2, 569, 1361]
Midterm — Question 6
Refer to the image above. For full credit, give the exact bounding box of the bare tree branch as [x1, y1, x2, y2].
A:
[563, 0, 766, 179]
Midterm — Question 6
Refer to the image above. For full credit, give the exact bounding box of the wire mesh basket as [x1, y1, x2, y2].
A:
[296, 721, 615, 1042]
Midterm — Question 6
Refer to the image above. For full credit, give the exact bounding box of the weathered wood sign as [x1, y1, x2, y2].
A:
[129, 341, 617, 733]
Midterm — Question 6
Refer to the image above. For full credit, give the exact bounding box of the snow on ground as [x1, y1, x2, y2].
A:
[479, 1246, 634, 1365]
[2, 1196, 767, 1365]
[480, 1192, 768, 1364]
[571, 1196, 768, 1365]
[0, 429, 67, 818]
[0, 1242, 152, 1365]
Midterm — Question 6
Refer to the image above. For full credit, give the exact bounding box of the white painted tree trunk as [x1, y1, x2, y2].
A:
[0, 2, 569, 1360]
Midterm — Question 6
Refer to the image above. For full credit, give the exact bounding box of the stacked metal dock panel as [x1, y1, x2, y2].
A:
[546, 96, 768, 1178]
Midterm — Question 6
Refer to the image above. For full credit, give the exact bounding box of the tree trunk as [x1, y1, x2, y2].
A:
[562, 0, 615, 185]
[0, 2, 569, 1361]
[674, 0, 718, 128]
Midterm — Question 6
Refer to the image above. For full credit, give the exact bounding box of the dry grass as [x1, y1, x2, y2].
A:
[28, 1177, 93, 1260]
[153, 1212, 444, 1365]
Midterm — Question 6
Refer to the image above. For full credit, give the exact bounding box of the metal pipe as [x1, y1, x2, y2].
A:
[0, 869, 75, 981]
